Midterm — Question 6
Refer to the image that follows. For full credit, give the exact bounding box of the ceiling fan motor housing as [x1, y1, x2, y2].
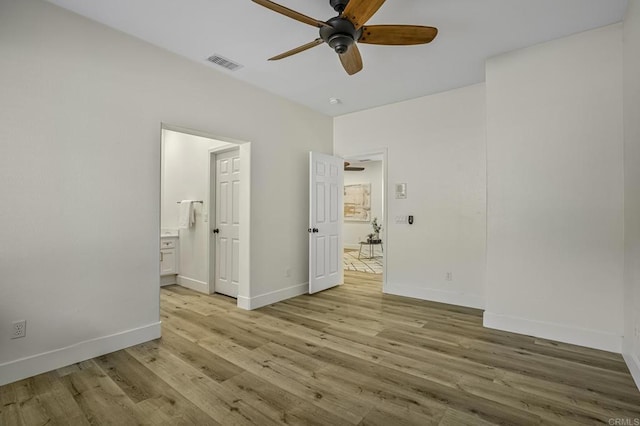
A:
[320, 17, 362, 54]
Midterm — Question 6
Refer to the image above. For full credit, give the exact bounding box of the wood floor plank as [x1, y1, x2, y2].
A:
[496, 369, 640, 418]
[61, 360, 143, 425]
[159, 308, 217, 342]
[1, 269, 639, 425]
[27, 372, 90, 425]
[312, 347, 544, 425]
[322, 325, 501, 385]
[456, 375, 630, 425]
[222, 371, 353, 426]
[257, 306, 332, 331]
[218, 309, 325, 355]
[437, 407, 498, 426]
[360, 405, 441, 426]
[126, 340, 279, 425]
[281, 295, 429, 330]
[161, 289, 233, 317]
[376, 327, 640, 402]
[171, 307, 269, 350]
[311, 363, 449, 421]
[197, 338, 371, 424]
[0, 376, 88, 426]
[94, 350, 219, 425]
[156, 328, 244, 382]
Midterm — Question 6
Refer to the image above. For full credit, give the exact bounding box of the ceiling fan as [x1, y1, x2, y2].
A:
[252, 0, 438, 75]
[344, 161, 365, 171]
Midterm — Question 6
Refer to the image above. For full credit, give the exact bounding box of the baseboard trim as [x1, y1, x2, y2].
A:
[623, 352, 640, 392]
[483, 311, 622, 353]
[161, 274, 177, 286]
[177, 275, 209, 294]
[385, 283, 484, 309]
[344, 243, 360, 250]
[0, 322, 161, 386]
[237, 282, 308, 310]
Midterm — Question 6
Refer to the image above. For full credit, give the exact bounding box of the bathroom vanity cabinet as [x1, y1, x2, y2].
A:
[160, 235, 179, 286]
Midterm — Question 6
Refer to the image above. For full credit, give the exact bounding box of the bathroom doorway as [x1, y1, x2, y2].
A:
[160, 124, 251, 305]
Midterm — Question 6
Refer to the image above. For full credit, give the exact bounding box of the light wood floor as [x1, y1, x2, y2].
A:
[2, 270, 640, 425]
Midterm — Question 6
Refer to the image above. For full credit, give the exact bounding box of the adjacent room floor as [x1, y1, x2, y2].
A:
[1, 270, 639, 425]
[343, 248, 383, 274]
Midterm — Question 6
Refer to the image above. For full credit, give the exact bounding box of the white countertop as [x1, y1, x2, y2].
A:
[161, 229, 179, 238]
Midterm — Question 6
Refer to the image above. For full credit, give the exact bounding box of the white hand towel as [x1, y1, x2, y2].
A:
[178, 200, 196, 229]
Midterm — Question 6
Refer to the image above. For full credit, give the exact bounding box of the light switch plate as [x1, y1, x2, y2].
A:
[395, 215, 408, 224]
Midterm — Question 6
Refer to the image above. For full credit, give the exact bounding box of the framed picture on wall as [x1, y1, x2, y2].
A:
[344, 183, 371, 222]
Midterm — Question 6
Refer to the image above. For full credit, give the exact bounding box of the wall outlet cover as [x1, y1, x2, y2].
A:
[12, 320, 26, 339]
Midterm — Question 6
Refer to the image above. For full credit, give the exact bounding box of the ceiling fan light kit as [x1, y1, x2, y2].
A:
[252, 0, 438, 75]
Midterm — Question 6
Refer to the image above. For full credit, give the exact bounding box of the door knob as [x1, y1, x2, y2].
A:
[313, 228, 319, 233]
[212, 228, 220, 234]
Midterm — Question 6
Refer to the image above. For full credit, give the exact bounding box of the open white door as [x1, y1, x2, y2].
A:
[214, 149, 240, 298]
[309, 152, 343, 294]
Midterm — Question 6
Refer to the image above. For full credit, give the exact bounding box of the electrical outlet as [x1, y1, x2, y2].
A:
[446, 272, 453, 281]
[12, 320, 26, 339]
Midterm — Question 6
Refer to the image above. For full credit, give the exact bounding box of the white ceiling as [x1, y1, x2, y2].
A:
[46, 0, 628, 116]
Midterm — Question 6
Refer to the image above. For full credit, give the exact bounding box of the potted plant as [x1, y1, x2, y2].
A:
[371, 217, 382, 242]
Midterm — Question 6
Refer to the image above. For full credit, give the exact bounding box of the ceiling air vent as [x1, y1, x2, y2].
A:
[206, 54, 243, 71]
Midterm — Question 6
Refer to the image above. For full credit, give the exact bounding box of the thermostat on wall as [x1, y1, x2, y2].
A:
[395, 183, 407, 199]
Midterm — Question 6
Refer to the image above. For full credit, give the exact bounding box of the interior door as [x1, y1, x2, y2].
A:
[214, 149, 240, 298]
[309, 152, 344, 294]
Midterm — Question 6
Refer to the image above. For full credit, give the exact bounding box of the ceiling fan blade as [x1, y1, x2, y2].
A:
[359, 25, 438, 45]
[252, 0, 329, 28]
[269, 38, 324, 61]
[342, 0, 386, 29]
[344, 162, 365, 171]
[339, 44, 363, 75]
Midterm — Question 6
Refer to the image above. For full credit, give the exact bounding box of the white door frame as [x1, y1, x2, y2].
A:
[340, 148, 388, 292]
[161, 123, 251, 309]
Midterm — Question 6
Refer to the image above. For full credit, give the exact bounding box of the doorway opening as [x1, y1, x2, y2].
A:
[342, 150, 387, 291]
[160, 124, 251, 307]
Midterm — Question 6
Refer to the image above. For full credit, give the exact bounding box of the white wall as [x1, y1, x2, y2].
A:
[0, 0, 332, 385]
[485, 24, 624, 352]
[334, 84, 487, 309]
[343, 161, 383, 248]
[623, 1, 640, 388]
[161, 130, 231, 290]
